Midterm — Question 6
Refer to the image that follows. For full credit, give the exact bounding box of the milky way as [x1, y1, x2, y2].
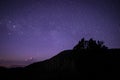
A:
[0, 0, 120, 67]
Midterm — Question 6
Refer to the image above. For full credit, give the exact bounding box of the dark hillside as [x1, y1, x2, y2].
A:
[0, 39, 120, 80]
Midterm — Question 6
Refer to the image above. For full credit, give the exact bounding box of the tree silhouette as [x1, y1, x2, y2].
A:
[73, 38, 108, 50]
[73, 38, 86, 50]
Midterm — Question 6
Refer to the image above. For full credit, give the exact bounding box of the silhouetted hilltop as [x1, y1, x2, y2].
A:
[0, 38, 120, 80]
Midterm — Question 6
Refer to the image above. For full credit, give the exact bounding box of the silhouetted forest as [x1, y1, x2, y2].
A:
[0, 38, 120, 80]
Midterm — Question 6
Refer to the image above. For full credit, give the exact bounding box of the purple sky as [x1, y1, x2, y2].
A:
[0, 0, 120, 67]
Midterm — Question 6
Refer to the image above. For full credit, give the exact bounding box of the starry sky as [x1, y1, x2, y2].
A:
[0, 0, 120, 67]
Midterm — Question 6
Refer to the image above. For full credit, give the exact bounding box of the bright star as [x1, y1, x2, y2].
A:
[13, 25, 16, 28]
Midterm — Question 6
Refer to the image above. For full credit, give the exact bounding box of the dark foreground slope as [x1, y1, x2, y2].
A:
[1, 39, 119, 80]
[0, 49, 120, 80]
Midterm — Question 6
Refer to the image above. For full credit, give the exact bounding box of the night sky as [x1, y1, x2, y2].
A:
[0, 0, 120, 67]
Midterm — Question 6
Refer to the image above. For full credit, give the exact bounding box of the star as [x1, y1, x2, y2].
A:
[8, 20, 12, 24]
[20, 31, 24, 35]
[8, 32, 12, 36]
[12, 25, 16, 29]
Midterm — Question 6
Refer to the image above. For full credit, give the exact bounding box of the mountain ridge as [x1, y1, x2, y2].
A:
[0, 38, 120, 80]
